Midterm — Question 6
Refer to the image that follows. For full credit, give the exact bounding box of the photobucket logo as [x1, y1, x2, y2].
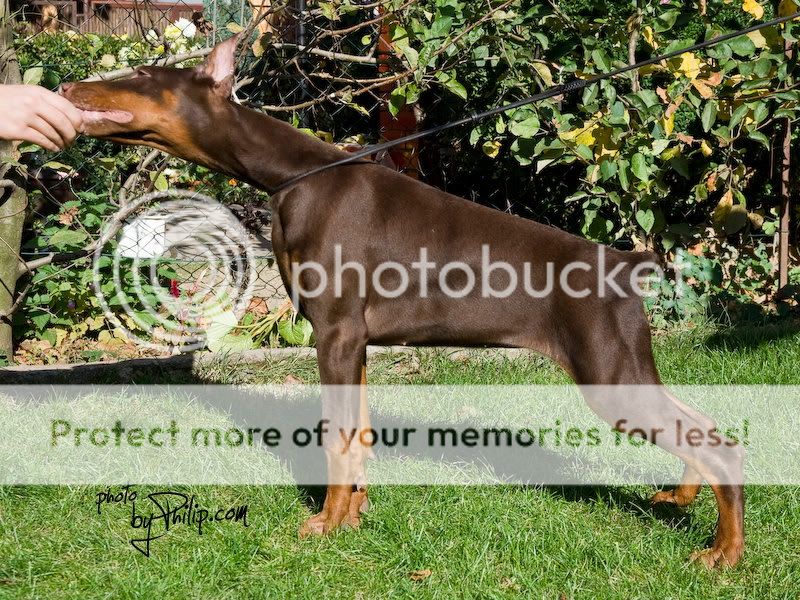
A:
[289, 245, 663, 305]
[92, 190, 255, 352]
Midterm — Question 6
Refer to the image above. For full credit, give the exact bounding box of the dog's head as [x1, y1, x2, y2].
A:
[61, 34, 241, 161]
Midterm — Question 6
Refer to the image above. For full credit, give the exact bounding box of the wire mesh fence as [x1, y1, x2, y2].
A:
[6, 0, 433, 358]
[3, 0, 798, 362]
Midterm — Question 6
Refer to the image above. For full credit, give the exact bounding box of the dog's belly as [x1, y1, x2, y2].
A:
[363, 293, 548, 348]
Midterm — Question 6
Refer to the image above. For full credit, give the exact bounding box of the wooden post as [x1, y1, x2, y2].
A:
[377, 7, 419, 178]
[0, 0, 28, 359]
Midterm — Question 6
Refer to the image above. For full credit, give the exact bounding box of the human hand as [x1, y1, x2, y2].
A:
[0, 84, 84, 151]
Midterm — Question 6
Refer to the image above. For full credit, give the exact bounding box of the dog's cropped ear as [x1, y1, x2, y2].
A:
[196, 32, 243, 98]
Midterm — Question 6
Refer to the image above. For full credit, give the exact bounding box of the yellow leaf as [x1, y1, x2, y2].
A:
[683, 54, 703, 78]
[742, 0, 764, 19]
[252, 38, 265, 58]
[700, 140, 713, 157]
[642, 26, 658, 49]
[662, 113, 675, 136]
[713, 189, 734, 227]
[531, 61, 553, 87]
[482, 140, 501, 158]
[53, 329, 68, 347]
[668, 53, 703, 81]
[575, 127, 596, 147]
[661, 147, 681, 161]
[592, 127, 620, 159]
[749, 211, 765, 229]
[747, 30, 767, 48]
[559, 113, 619, 159]
[779, 0, 799, 17]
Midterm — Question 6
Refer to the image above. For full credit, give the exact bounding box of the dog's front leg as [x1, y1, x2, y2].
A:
[299, 329, 370, 537]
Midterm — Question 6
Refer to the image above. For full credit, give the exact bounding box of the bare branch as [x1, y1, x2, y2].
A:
[82, 48, 215, 82]
[120, 149, 164, 206]
[270, 43, 377, 64]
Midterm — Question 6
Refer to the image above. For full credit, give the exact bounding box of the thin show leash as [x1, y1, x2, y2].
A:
[269, 10, 800, 194]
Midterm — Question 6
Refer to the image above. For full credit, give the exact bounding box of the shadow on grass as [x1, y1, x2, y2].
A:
[543, 484, 695, 532]
[703, 317, 800, 351]
[0, 351, 713, 535]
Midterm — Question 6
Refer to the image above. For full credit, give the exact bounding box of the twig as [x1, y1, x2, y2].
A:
[119, 149, 163, 206]
[271, 43, 377, 64]
[628, 9, 642, 93]
[83, 43, 375, 84]
[320, 0, 417, 39]
[82, 48, 215, 82]
[254, 0, 514, 112]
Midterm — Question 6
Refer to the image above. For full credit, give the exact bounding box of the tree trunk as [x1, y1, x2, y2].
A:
[0, 0, 27, 360]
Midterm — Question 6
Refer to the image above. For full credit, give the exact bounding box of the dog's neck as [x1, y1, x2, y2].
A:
[191, 102, 350, 193]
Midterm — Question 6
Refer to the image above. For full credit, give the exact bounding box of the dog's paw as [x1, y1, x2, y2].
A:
[299, 489, 369, 538]
[298, 512, 328, 538]
[343, 487, 369, 529]
[690, 542, 743, 569]
[649, 488, 698, 507]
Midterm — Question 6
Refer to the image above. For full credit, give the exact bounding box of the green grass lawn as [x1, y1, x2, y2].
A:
[1, 323, 799, 599]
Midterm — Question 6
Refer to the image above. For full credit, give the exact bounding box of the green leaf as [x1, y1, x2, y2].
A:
[401, 45, 419, 68]
[636, 209, 656, 233]
[509, 115, 540, 138]
[206, 311, 238, 352]
[701, 102, 718, 132]
[752, 102, 769, 125]
[748, 130, 771, 149]
[48, 229, 88, 250]
[727, 36, 756, 57]
[429, 16, 453, 39]
[575, 144, 594, 161]
[436, 72, 468, 100]
[23, 66, 43, 85]
[510, 138, 538, 166]
[43, 161, 74, 172]
[599, 159, 617, 181]
[631, 153, 649, 181]
[670, 155, 690, 178]
[318, 2, 339, 21]
[211, 333, 255, 353]
[388, 88, 407, 117]
[150, 172, 168, 192]
[31, 313, 51, 330]
[729, 104, 750, 130]
[591, 49, 611, 72]
[654, 9, 680, 32]
[617, 159, 630, 191]
[278, 319, 314, 346]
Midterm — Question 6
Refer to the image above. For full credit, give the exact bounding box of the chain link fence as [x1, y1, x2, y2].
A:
[6, 0, 440, 360]
[5, 1, 796, 362]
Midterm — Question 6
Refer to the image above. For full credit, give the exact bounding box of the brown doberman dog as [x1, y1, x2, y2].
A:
[62, 35, 744, 568]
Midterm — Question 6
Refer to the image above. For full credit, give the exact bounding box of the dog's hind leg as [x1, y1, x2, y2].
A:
[651, 465, 703, 507]
[561, 306, 744, 568]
